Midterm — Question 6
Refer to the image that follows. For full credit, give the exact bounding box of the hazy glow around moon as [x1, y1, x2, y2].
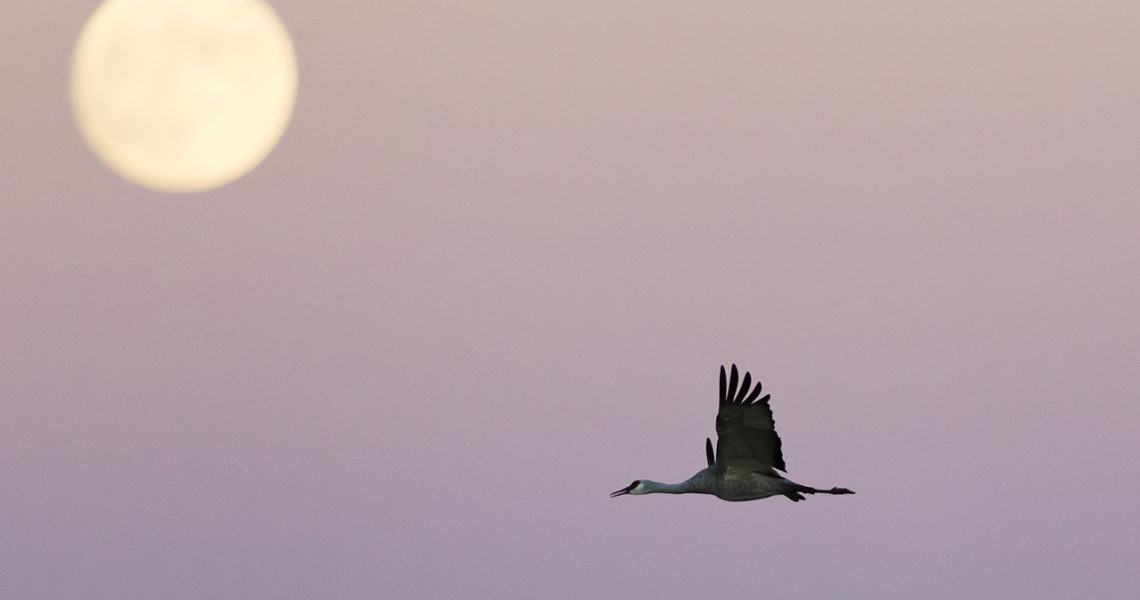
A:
[71, 0, 298, 193]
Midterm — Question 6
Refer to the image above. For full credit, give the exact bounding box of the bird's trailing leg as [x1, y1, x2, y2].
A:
[784, 484, 854, 501]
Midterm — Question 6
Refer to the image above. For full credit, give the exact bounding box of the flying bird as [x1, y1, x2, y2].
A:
[611, 364, 854, 502]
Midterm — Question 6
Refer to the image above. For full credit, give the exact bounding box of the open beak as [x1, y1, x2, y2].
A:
[610, 482, 636, 498]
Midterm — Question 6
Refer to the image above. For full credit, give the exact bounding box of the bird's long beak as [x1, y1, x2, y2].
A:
[610, 482, 637, 498]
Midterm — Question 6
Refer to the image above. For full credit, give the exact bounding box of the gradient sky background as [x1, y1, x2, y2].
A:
[3, 2, 1139, 598]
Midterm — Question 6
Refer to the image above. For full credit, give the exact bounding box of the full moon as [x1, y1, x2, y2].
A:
[71, 0, 298, 193]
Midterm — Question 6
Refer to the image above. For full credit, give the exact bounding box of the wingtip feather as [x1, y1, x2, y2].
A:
[744, 380, 765, 404]
[726, 365, 739, 405]
[735, 372, 752, 403]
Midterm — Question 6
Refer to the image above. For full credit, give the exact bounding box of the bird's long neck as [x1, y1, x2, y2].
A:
[639, 479, 694, 494]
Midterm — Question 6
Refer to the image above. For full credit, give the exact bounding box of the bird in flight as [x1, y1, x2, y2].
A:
[611, 364, 854, 502]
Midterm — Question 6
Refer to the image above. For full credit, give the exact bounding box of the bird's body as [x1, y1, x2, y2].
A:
[626, 467, 817, 502]
[611, 365, 854, 503]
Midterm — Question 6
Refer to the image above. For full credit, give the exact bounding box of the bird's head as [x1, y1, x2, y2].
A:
[609, 480, 645, 497]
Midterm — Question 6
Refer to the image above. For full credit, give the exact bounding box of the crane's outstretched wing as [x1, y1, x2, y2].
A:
[714, 364, 786, 476]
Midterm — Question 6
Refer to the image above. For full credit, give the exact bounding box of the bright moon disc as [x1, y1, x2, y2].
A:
[71, 0, 298, 193]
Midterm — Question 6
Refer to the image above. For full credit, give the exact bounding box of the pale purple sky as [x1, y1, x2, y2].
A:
[3, 2, 1139, 598]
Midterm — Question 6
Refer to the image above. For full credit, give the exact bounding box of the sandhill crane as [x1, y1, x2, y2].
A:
[611, 365, 854, 502]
